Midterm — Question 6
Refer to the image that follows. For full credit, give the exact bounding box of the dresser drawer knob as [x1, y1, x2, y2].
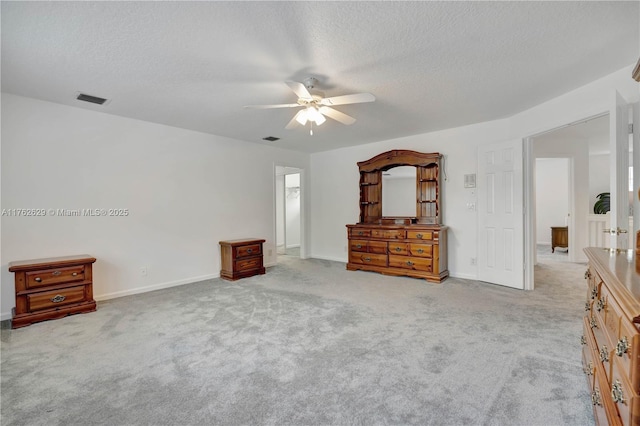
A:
[583, 361, 594, 376]
[584, 270, 591, 280]
[616, 336, 629, 357]
[50, 294, 66, 303]
[358, 231, 364, 236]
[590, 317, 598, 329]
[596, 297, 606, 312]
[590, 287, 598, 300]
[356, 244, 362, 249]
[580, 335, 587, 346]
[599, 346, 609, 363]
[611, 380, 626, 404]
[34, 277, 42, 282]
[416, 233, 423, 239]
[247, 249, 253, 254]
[417, 248, 424, 254]
[406, 261, 414, 266]
[395, 247, 402, 252]
[584, 302, 590, 312]
[72, 272, 78, 277]
[592, 389, 602, 406]
[52, 271, 61, 276]
[364, 257, 371, 262]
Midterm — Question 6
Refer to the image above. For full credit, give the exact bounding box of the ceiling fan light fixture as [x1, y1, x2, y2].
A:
[295, 109, 309, 125]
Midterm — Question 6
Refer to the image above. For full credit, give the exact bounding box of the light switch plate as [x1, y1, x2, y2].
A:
[464, 174, 476, 188]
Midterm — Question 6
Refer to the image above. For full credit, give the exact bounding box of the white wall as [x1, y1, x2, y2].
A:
[275, 173, 285, 249]
[535, 158, 570, 244]
[1, 93, 310, 319]
[589, 153, 610, 211]
[310, 64, 639, 278]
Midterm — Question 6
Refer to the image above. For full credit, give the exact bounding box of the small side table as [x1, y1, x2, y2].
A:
[219, 239, 266, 281]
[551, 226, 568, 253]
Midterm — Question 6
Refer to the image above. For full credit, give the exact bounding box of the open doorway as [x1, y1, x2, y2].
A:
[529, 114, 616, 270]
[275, 166, 302, 259]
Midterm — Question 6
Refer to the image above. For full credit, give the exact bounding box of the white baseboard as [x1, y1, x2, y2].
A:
[449, 272, 477, 281]
[95, 273, 219, 302]
[310, 254, 347, 263]
[1, 311, 12, 321]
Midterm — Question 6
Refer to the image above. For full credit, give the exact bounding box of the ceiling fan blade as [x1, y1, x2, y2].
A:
[285, 81, 313, 100]
[285, 110, 305, 129]
[319, 106, 356, 125]
[320, 93, 375, 106]
[244, 103, 301, 109]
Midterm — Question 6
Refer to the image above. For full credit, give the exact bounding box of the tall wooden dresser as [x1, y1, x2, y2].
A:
[346, 150, 448, 282]
[583, 247, 640, 425]
[9, 255, 97, 328]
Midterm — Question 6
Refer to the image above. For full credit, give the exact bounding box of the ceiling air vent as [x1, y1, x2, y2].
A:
[262, 136, 280, 142]
[76, 93, 108, 105]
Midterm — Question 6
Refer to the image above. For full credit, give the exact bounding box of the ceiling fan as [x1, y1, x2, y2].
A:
[244, 77, 375, 135]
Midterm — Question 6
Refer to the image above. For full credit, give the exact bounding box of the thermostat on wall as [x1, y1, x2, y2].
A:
[464, 174, 476, 188]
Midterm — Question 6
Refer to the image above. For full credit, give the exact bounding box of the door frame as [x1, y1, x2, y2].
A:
[523, 111, 608, 290]
[273, 164, 306, 260]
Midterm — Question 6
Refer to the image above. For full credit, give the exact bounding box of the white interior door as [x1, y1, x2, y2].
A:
[477, 139, 524, 289]
[609, 91, 630, 248]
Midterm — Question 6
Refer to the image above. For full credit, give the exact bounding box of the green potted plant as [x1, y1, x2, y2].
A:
[593, 192, 610, 214]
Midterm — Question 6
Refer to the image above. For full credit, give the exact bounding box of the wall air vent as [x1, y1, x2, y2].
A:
[76, 93, 108, 105]
[262, 136, 280, 142]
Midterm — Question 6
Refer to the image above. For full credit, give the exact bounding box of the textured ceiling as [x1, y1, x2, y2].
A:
[2, 1, 638, 153]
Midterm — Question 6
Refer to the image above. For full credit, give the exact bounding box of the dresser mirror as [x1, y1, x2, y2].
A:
[382, 166, 416, 217]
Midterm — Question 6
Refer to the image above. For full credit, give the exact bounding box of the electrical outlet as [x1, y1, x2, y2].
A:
[470, 258, 477, 266]
[139, 266, 148, 276]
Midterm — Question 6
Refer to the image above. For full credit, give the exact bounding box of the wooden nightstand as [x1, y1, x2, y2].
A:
[551, 226, 568, 253]
[9, 255, 97, 328]
[219, 239, 266, 281]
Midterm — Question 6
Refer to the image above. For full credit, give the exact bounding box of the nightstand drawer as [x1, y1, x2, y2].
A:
[236, 257, 263, 272]
[27, 285, 87, 312]
[26, 265, 85, 289]
[235, 244, 262, 258]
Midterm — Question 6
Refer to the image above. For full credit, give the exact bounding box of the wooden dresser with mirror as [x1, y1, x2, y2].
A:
[346, 150, 448, 282]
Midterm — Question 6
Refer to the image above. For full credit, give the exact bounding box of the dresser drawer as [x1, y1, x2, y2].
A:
[27, 285, 87, 312]
[408, 243, 433, 258]
[613, 319, 640, 394]
[235, 257, 263, 272]
[371, 229, 404, 239]
[350, 252, 387, 267]
[591, 313, 613, 380]
[25, 265, 85, 289]
[582, 323, 596, 390]
[351, 228, 371, 238]
[389, 255, 432, 272]
[350, 240, 368, 252]
[389, 243, 408, 255]
[611, 358, 640, 426]
[368, 241, 388, 254]
[235, 244, 262, 258]
[407, 230, 434, 241]
[593, 359, 623, 426]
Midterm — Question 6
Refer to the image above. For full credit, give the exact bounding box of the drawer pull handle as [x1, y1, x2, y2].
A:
[395, 247, 402, 252]
[590, 317, 598, 329]
[358, 231, 364, 236]
[584, 270, 591, 279]
[416, 233, 423, 239]
[247, 249, 253, 254]
[34, 277, 42, 282]
[590, 287, 598, 300]
[580, 335, 587, 346]
[50, 294, 66, 303]
[616, 336, 629, 357]
[406, 261, 414, 266]
[72, 272, 78, 277]
[417, 248, 424, 254]
[52, 271, 61, 276]
[596, 297, 606, 312]
[364, 257, 371, 262]
[356, 244, 362, 249]
[592, 389, 602, 406]
[583, 361, 594, 376]
[611, 380, 626, 404]
[599, 346, 609, 363]
[584, 302, 590, 312]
